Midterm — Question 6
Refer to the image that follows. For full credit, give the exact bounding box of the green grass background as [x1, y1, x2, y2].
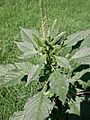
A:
[0, 0, 90, 119]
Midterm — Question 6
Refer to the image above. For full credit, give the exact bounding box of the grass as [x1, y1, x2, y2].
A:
[0, 0, 90, 119]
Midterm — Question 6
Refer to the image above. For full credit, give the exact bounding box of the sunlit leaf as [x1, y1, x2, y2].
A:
[32, 33, 43, 47]
[49, 70, 68, 103]
[55, 56, 71, 69]
[9, 111, 24, 120]
[64, 30, 90, 47]
[81, 34, 90, 48]
[68, 97, 81, 115]
[20, 27, 38, 50]
[16, 41, 37, 59]
[73, 68, 90, 79]
[26, 65, 42, 85]
[51, 32, 66, 45]
[0, 62, 40, 87]
[10, 92, 53, 120]
[71, 47, 90, 64]
[50, 19, 58, 38]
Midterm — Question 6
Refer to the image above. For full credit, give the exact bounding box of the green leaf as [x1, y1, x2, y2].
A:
[26, 65, 42, 85]
[73, 68, 90, 80]
[68, 97, 81, 115]
[0, 64, 15, 76]
[49, 70, 68, 103]
[71, 47, 90, 64]
[10, 92, 53, 120]
[86, 80, 90, 88]
[37, 54, 46, 64]
[51, 32, 66, 45]
[32, 32, 43, 47]
[29, 54, 46, 65]
[16, 41, 37, 59]
[64, 30, 90, 47]
[0, 64, 21, 86]
[81, 34, 90, 48]
[55, 56, 71, 69]
[0, 62, 40, 87]
[9, 111, 24, 120]
[51, 45, 61, 55]
[20, 27, 38, 50]
[50, 19, 59, 38]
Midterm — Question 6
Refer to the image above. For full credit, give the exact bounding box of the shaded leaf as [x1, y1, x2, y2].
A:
[49, 70, 68, 103]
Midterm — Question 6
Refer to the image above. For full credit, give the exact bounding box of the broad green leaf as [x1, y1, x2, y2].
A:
[56, 46, 72, 56]
[16, 41, 36, 53]
[81, 34, 90, 48]
[26, 65, 42, 85]
[16, 41, 37, 59]
[71, 47, 90, 59]
[76, 56, 90, 64]
[0, 64, 15, 76]
[73, 68, 90, 80]
[68, 97, 81, 115]
[55, 56, 71, 69]
[0, 64, 21, 86]
[29, 54, 46, 65]
[49, 70, 68, 103]
[0, 62, 40, 87]
[10, 92, 53, 120]
[71, 47, 90, 64]
[32, 33, 43, 47]
[64, 30, 90, 47]
[20, 27, 38, 50]
[37, 54, 46, 64]
[9, 111, 24, 120]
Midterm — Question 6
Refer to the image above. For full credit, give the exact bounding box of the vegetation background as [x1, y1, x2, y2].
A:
[0, 0, 90, 119]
